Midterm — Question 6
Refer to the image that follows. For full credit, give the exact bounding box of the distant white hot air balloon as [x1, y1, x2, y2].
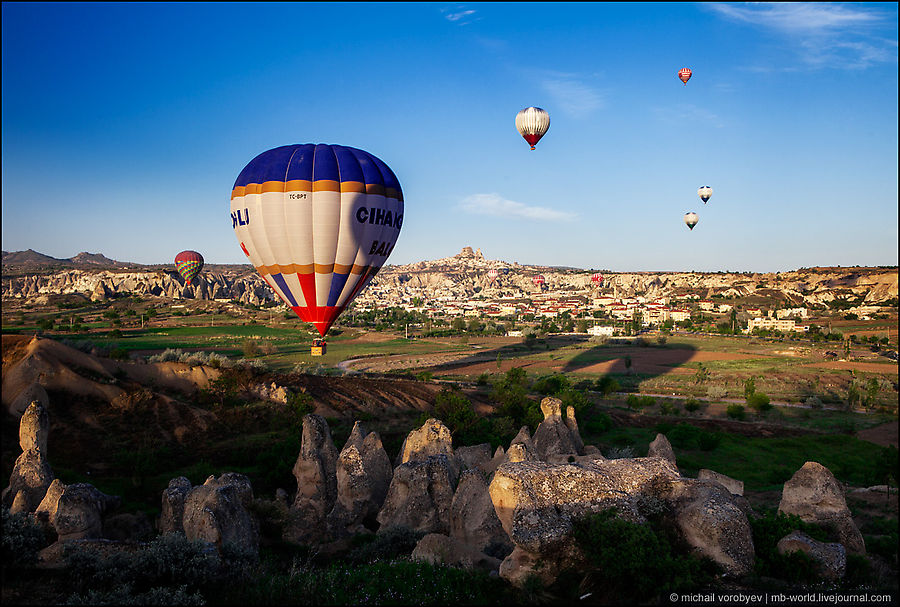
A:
[684, 212, 699, 231]
[698, 186, 713, 204]
[515, 107, 550, 150]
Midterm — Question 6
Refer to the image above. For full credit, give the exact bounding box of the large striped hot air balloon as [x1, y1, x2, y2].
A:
[684, 212, 699, 231]
[230, 144, 403, 339]
[174, 250, 204, 284]
[678, 68, 692, 85]
[698, 185, 712, 204]
[515, 107, 550, 150]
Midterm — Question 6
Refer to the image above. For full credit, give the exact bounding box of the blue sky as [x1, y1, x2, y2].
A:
[2, 2, 897, 272]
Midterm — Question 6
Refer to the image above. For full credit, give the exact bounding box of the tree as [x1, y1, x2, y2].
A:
[451, 317, 466, 333]
[576, 319, 588, 333]
[865, 378, 879, 411]
[524, 332, 537, 350]
[743, 377, 756, 399]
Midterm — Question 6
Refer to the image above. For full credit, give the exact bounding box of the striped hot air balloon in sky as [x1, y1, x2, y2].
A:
[532, 274, 545, 286]
[174, 250, 204, 284]
[678, 67, 692, 85]
[231, 144, 403, 337]
[698, 185, 713, 203]
[515, 107, 550, 150]
[487, 269, 499, 282]
[684, 212, 699, 231]
[591, 272, 603, 285]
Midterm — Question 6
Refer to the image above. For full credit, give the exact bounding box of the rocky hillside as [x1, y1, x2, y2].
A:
[2, 247, 897, 307]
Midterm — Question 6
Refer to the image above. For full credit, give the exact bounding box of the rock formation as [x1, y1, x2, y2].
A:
[328, 421, 392, 535]
[34, 480, 121, 541]
[778, 461, 865, 555]
[698, 469, 744, 496]
[2, 400, 54, 513]
[180, 473, 259, 555]
[158, 476, 192, 535]
[777, 530, 847, 580]
[647, 433, 676, 465]
[449, 469, 512, 558]
[532, 397, 584, 460]
[287, 414, 339, 543]
[411, 533, 501, 573]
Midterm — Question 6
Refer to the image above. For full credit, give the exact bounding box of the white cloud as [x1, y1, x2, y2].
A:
[653, 104, 725, 129]
[459, 193, 576, 222]
[708, 2, 896, 70]
[540, 76, 606, 118]
[440, 5, 478, 26]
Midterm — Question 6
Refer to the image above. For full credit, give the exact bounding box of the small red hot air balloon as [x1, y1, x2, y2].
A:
[487, 269, 499, 282]
[678, 68, 692, 85]
[591, 273, 603, 286]
[532, 274, 545, 286]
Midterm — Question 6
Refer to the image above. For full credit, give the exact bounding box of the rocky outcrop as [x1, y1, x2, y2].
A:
[661, 478, 755, 576]
[181, 473, 259, 555]
[376, 455, 457, 536]
[778, 462, 866, 555]
[698, 469, 744, 496]
[158, 476, 192, 535]
[288, 414, 339, 543]
[648, 433, 676, 465]
[489, 457, 755, 586]
[504, 426, 540, 464]
[777, 530, 847, 580]
[2, 401, 54, 513]
[34, 480, 121, 541]
[456, 443, 493, 476]
[532, 397, 584, 459]
[396, 418, 458, 470]
[450, 469, 511, 557]
[328, 421, 392, 534]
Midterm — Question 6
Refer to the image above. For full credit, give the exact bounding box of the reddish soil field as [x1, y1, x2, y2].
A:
[856, 421, 899, 448]
[803, 361, 899, 374]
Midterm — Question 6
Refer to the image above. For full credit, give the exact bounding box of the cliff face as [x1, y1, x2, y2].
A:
[2, 246, 897, 307]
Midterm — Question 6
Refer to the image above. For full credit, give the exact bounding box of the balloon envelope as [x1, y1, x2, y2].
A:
[174, 250, 204, 284]
[698, 186, 713, 203]
[591, 273, 603, 285]
[487, 269, 499, 281]
[532, 274, 545, 285]
[678, 68, 692, 84]
[515, 107, 550, 150]
[684, 212, 699, 230]
[231, 144, 403, 337]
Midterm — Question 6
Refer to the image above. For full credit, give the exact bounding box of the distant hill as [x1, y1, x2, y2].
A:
[1, 249, 136, 272]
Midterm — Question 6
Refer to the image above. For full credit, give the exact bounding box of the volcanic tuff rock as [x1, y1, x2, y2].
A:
[411, 533, 502, 573]
[376, 455, 458, 535]
[777, 530, 847, 580]
[698, 469, 745, 496]
[35, 479, 121, 541]
[181, 473, 259, 555]
[648, 433, 677, 466]
[532, 397, 584, 460]
[159, 476, 193, 535]
[328, 421, 393, 535]
[2, 400, 54, 513]
[449, 468, 512, 557]
[288, 414, 339, 543]
[778, 461, 866, 555]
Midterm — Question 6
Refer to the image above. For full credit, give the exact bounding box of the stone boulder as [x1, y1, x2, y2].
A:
[456, 443, 493, 475]
[698, 469, 744, 496]
[489, 457, 681, 586]
[661, 478, 755, 576]
[396, 418, 458, 469]
[777, 530, 846, 580]
[532, 397, 584, 459]
[2, 401, 54, 513]
[412, 533, 502, 573]
[288, 414, 339, 542]
[376, 455, 457, 535]
[504, 426, 540, 464]
[158, 476, 192, 535]
[328, 421, 392, 534]
[648, 433, 676, 465]
[182, 473, 259, 555]
[778, 462, 865, 555]
[34, 480, 121, 541]
[449, 469, 512, 557]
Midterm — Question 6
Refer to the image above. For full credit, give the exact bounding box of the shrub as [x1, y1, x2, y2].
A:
[658, 400, 680, 416]
[242, 339, 261, 358]
[595, 375, 620, 397]
[583, 412, 613, 436]
[605, 446, 636, 459]
[476, 372, 490, 386]
[343, 526, 425, 565]
[726, 404, 746, 420]
[1, 506, 47, 569]
[684, 398, 701, 413]
[532, 373, 571, 396]
[804, 395, 823, 409]
[750, 510, 831, 581]
[706, 385, 727, 400]
[572, 509, 716, 602]
[747, 391, 772, 413]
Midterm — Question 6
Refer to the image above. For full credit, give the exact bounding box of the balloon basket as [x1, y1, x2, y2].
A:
[311, 338, 327, 356]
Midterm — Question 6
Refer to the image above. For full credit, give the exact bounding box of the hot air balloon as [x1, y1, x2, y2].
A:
[515, 107, 550, 150]
[591, 273, 603, 286]
[487, 269, 499, 282]
[231, 144, 403, 352]
[678, 68, 692, 85]
[174, 250, 204, 284]
[532, 274, 545, 286]
[698, 186, 713, 204]
[684, 212, 699, 231]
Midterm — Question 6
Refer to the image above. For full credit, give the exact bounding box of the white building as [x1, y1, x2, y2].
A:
[588, 325, 616, 337]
